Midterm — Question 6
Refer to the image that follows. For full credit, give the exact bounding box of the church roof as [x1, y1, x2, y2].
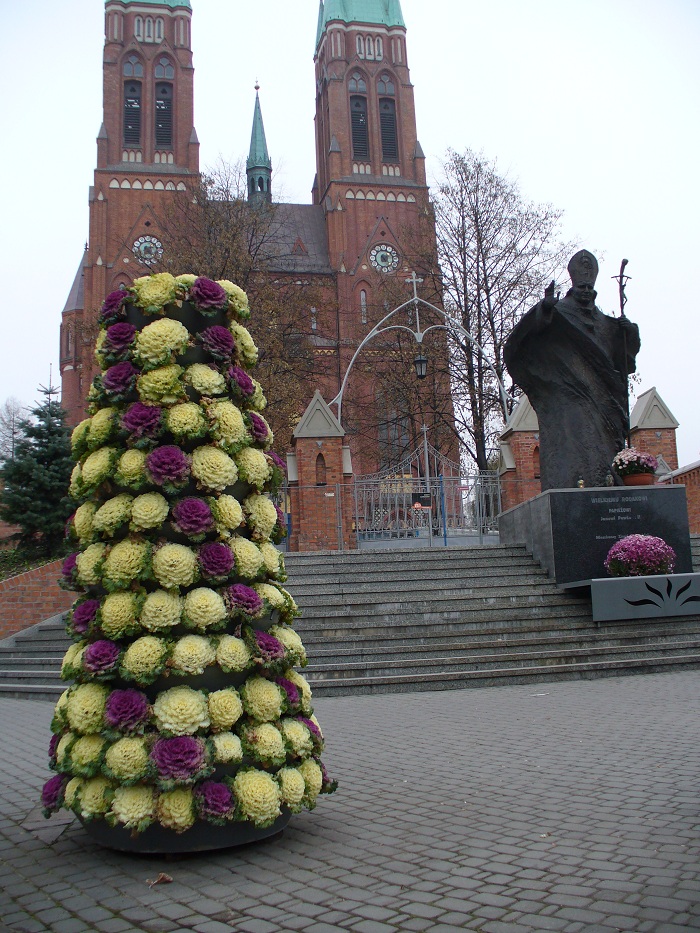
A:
[263, 204, 332, 275]
[629, 387, 679, 430]
[316, 0, 405, 47]
[294, 390, 345, 439]
[247, 90, 271, 172]
[62, 257, 86, 315]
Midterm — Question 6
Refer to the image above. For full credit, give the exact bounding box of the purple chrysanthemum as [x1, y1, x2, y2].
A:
[83, 639, 121, 674]
[297, 716, 322, 741]
[146, 445, 190, 486]
[275, 676, 301, 707]
[268, 451, 287, 474]
[102, 361, 138, 395]
[151, 735, 206, 781]
[248, 412, 269, 443]
[254, 631, 285, 662]
[103, 322, 136, 353]
[61, 552, 78, 582]
[72, 599, 100, 634]
[41, 774, 67, 812]
[104, 688, 151, 731]
[199, 325, 234, 359]
[171, 497, 213, 536]
[100, 290, 127, 323]
[605, 534, 677, 578]
[121, 402, 163, 440]
[195, 780, 234, 819]
[190, 277, 228, 311]
[227, 365, 254, 396]
[199, 542, 235, 580]
[224, 584, 263, 617]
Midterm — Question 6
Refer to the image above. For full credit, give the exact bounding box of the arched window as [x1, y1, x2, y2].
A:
[377, 74, 395, 96]
[350, 96, 369, 159]
[375, 37, 383, 60]
[379, 98, 398, 161]
[356, 35, 365, 58]
[155, 83, 173, 148]
[145, 17, 153, 41]
[134, 16, 143, 40]
[123, 55, 143, 78]
[315, 454, 327, 486]
[348, 72, 367, 94]
[360, 289, 368, 324]
[155, 17, 164, 41]
[155, 56, 175, 80]
[123, 80, 142, 145]
[533, 446, 541, 479]
[366, 36, 374, 60]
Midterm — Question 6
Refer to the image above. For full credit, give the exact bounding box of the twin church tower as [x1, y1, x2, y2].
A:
[60, 0, 438, 473]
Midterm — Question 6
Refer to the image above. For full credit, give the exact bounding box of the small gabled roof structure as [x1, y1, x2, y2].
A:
[629, 387, 679, 430]
[293, 391, 345, 439]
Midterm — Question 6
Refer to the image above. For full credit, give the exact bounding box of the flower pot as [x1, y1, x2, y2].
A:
[79, 809, 291, 854]
[147, 665, 249, 695]
[126, 304, 160, 330]
[225, 480, 254, 502]
[622, 473, 655, 486]
[168, 302, 227, 334]
[178, 345, 209, 367]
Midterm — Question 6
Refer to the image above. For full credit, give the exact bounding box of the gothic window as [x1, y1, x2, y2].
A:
[378, 400, 410, 470]
[356, 35, 365, 58]
[380, 98, 398, 162]
[145, 17, 153, 41]
[134, 16, 143, 40]
[155, 56, 175, 80]
[360, 289, 368, 324]
[366, 37, 374, 60]
[348, 72, 367, 94]
[350, 96, 369, 160]
[155, 83, 173, 148]
[375, 37, 383, 60]
[123, 80, 142, 146]
[123, 55, 143, 78]
[155, 17, 164, 41]
[310, 307, 317, 331]
[315, 454, 327, 486]
[377, 74, 395, 96]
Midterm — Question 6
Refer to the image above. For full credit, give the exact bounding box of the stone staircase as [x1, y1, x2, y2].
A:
[1, 537, 699, 699]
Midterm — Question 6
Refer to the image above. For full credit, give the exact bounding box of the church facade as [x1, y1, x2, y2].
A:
[59, 0, 450, 476]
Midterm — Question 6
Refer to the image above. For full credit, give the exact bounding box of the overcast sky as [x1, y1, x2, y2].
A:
[2, 0, 698, 466]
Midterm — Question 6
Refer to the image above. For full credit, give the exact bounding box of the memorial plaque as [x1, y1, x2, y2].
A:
[499, 486, 692, 585]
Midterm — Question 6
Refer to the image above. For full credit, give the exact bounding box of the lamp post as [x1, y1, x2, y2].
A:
[329, 272, 511, 427]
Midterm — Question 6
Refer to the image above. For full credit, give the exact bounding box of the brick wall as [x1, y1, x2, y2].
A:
[629, 427, 679, 471]
[663, 466, 700, 534]
[500, 431, 542, 512]
[0, 560, 74, 641]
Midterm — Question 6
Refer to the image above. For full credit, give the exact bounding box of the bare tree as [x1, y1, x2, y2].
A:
[428, 149, 576, 471]
[0, 397, 27, 461]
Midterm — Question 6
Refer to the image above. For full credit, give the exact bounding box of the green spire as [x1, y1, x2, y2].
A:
[316, 0, 405, 48]
[247, 87, 272, 204]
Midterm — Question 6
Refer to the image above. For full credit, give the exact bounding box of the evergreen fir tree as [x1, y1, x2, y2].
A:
[0, 385, 73, 552]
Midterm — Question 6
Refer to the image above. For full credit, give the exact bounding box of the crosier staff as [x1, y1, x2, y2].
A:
[612, 258, 632, 444]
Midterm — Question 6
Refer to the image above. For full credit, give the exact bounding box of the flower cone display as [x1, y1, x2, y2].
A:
[42, 273, 336, 853]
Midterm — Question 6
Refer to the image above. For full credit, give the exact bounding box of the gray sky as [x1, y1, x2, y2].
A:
[3, 0, 698, 466]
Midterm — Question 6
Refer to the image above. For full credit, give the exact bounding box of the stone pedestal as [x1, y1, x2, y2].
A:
[499, 486, 693, 585]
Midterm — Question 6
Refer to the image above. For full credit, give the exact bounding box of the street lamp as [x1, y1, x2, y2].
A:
[413, 350, 428, 380]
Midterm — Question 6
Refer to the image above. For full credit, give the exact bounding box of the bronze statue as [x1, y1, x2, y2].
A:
[504, 250, 640, 490]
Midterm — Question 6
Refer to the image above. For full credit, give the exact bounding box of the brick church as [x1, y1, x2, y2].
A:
[59, 0, 452, 476]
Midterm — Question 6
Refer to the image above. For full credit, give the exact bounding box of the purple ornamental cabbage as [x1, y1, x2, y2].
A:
[83, 640, 121, 674]
[199, 542, 235, 580]
[71, 599, 100, 634]
[268, 451, 287, 474]
[104, 688, 151, 731]
[100, 290, 127, 323]
[195, 781, 233, 819]
[254, 631, 285, 662]
[48, 733, 60, 761]
[41, 774, 68, 812]
[121, 402, 163, 440]
[275, 677, 300, 707]
[146, 445, 190, 485]
[61, 552, 78, 583]
[103, 322, 136, 353]
[297, 716, 322, 741]
[199, 325, 234, 359]
[190, 277, 228, 311]
[171, 497, 214, 536]
[224, 584, 263, 617]
[102, 361, 138, 395]
[151, 735, 206, 781]
[248, 413, 269, 443]
[274, 505, 285, 527]
[227, 365, 254, 396]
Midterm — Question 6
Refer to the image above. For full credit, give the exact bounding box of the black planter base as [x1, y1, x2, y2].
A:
[80, 809, 291, 854]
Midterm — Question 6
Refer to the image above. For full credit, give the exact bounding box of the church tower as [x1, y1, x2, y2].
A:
[247, 87, 272, 204]
[60, 0, 199, 424]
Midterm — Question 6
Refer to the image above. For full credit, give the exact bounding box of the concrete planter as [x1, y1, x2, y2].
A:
[591, 572, 700, 622]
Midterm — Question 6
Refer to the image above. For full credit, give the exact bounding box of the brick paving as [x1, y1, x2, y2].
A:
[1, 671, 699, 932]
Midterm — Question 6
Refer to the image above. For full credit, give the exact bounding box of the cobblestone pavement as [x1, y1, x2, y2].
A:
[2, 671, 700, 933]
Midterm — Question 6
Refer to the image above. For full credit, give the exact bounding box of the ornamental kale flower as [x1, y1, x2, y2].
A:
[41, 774, 68, 814]
[254, 631, 285, 662]
[102, 361, 139, 396]
[198, 542, 235, 581]
[71, 599, 100, 635]
[269, 451, 287, 474]
[104, 689, 151, 732]
[49, 733, 60, 762]
[604, 534, 677, 577]
[275, 676, 301, 708]
[297, 716, 323, 743]
[247, 412, 270, 443]
[227, 365, 255, 397]
[199, 325, 234, 360]
[103, 322, 136, 354]
[151, 735, 207, 783]
[61, 552, 78, 585]
[195, 780, 233, 820]
[171, 498, 214, 537]
[121, 402, 163, 441]
[100, 290, 127, 323]
[223, 584, 263, 617]
[146, 445, 190, 486]
[83, 640, 121, 675]
[190, 277, 228, 311]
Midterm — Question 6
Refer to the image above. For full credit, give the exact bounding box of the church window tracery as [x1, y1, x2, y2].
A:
[155, 57, 175, 80]
[348, 73, 367, 94]
[145, 17, 154, 41]
[356, 36, 365, 59]
[134, 16, 143, 40]
[123, 55, 143, 78]
[155, 18, 164, 41]
[375, 37, 383, 60]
